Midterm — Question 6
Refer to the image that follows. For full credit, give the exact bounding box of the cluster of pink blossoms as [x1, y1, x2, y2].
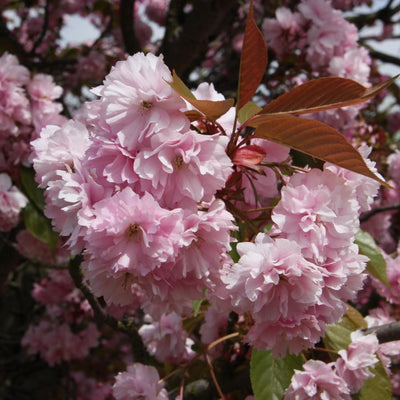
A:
[0, 52, 65, 174]
[21, 269, 100, 365]
[138, 312, 195, 364]
[216, 161, 379, 356]
[0, 173, 28, 231]
[31, 48, 385, 359]
[113, 363, 168, 400]
[285, 331, 379, 399]
[32, 52, 235, 318]
[262, 0, 371, 135]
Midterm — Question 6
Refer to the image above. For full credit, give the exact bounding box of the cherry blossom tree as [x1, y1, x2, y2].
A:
[1, 1, 400, 399]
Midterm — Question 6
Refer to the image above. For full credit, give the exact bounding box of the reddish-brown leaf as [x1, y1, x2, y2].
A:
[251, 115, 388, 187]
[237, 1, 268, 110]
[184, 110, 204, 122]
[258, 76, 398, 116]
[168, 70, 234, 121]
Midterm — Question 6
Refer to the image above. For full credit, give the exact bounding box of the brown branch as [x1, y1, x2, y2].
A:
[68, 254, 150, 363]
[29, 0, 50, 55]
[158, 0, 241, 80]
[360, 204, 400, 223]
[119, 0, 141, 54]
[362, 321, 400, 344]
[364, 46, 400, 67]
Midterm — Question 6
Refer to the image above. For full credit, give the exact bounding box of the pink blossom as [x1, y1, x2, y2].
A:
[85, 187, 184, 276]
[199, 305, 229, 345]
[43, 158, 109, 253]
[172, 199, 236, 281]
[272, 168, 359, 263]
[0, 52, 30, 86]
[336, 330, 379, 393]
[222, 233, 323, 322]
[31, 269, 78, 306]
[324, 145, 381, 213]
[22, 321, 99, 366]
[245, 308, 327, 357]
[139, 313, 195, 364]
[70, 372, 112, 400]
[113, 363, 168, 400]
[134, 130, 232, 207]
[27, 73, 63, 133]
[83, 136, 139, 186]
[299, 0, 359, 69]
[387, 150, 400, 186]
[31, 120, 91, 188]
[262, 8, 306, 58]
[83, 259, 146, 307]
[0, 173, 28, 231]
[328, 47, 371, 86]
[95, 52, 189, 152]
[284, 360, 351, 399]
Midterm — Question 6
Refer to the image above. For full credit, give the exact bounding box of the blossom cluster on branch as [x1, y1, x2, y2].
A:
[2, 1, 400, 400]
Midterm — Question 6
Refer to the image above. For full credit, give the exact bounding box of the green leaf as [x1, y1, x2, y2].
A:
[22, 203, 59, 255]
[238, 101, 262, 124]
[323, 316, 356, 352]
[248, 114, 388, 187]
[323, 307, 367, 352]
[250, 349, 303, 400]
[358, 361, 392, 400]
[192, 289, 206, 317]
[355, 230, 389, 287]
[345, 305, 367, 329]
[237, 1, 268, 110]
[19, 166, 45, 211]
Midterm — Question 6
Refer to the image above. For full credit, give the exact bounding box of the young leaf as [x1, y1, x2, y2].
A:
[258, 75, 399, 115]
[236, 1, 268, 110]
[238, 101, 262, 123]
[358, 361, 392, 400]
[19, 166, 45, 211]
[357, 229, 389, 281]
[168, 71, 234, 121]
[345, 305, 368, 330]
[22, 203, 59, 254]
[248, 114, 388, 187]
[323, 310, 362, 351]
[250, 349, 303, 400]
[355, 230, 389, 287]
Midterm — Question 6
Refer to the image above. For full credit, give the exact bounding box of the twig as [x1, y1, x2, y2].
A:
[360, 203, 400, 223]
[67, 254, 150, 363]
[205, 352, 226, 400]
[30, 0, 50, 55]
[362, 321, 400, 344]
[364, 45, 400, 68]
[119, 0, 141, 54]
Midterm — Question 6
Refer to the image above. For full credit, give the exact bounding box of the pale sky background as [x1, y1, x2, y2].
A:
[59, 0, 400, 78]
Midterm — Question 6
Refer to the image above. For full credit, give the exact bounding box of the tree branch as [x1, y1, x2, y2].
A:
[119, 0, 141, 54]
[360, 204, 400, 223]
[29, 0, 50, 55]
[364, 46, 400, 68]
[362, 321, 400, 344]
[68, 255, 150, 363]
[158, 0, 241, 80]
